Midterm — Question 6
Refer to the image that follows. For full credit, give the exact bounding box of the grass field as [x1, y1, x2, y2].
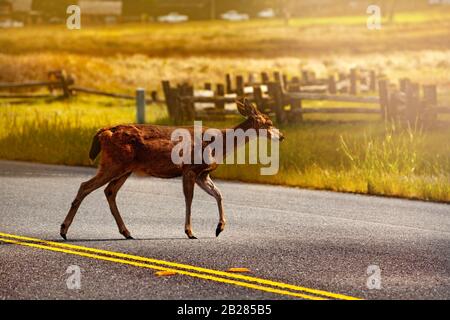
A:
[1, 9, 450, 93]
[2, 10, 450, 57]
[1, 9, 449, 202]
[1, 97, 449, 202]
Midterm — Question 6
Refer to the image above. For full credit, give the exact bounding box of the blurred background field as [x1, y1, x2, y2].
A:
[1, 9, 450, 95]
[0, 1, 449, 202]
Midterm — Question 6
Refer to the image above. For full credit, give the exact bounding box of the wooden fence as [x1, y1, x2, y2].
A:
[1, 68, 449, 125]
[162, 68, 450, 124]
[0, 70, 162, 104]
[0, 70, 74, 99]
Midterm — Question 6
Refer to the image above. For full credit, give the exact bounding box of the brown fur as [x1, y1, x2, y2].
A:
[60, 100, 284, 240]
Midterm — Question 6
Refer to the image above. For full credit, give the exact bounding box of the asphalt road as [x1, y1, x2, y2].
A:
[0, 160, 449, 300]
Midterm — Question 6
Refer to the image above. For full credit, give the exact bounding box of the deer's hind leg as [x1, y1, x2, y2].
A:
[183, 170, 197, 239]
[196, 173, 226, 237]
[104, 172, 133, 239]
[60, 167, 124, 240]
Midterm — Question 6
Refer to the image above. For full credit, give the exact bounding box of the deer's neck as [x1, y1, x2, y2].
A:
[233, 118, 255, 132]
[220, 118, 256, 157]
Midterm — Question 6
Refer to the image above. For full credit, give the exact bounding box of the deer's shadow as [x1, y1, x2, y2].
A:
[47, 237, 215, 243]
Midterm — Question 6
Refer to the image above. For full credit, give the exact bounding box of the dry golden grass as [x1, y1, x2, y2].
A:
[1, 9, 449, 101]
[1, 50, 449, 96]
[1, 10, 449, 57]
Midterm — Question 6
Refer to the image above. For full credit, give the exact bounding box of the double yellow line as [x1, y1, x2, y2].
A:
[0, 232, 361, 300]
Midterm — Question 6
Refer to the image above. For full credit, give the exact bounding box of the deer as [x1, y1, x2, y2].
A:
[60, 99, 284, 240]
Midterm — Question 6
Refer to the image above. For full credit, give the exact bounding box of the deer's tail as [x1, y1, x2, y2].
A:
[89, 130, 103, 161]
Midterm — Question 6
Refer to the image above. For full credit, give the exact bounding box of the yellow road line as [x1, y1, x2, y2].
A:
[0, 231, 361, 300]
[0, 237, 324, 300]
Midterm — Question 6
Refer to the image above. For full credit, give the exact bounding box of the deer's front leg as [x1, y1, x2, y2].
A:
[182, 171, 197, 239]
[196, 173, 226, 237]
[104, 172, 133, 239]
[60, 170, 117, 240]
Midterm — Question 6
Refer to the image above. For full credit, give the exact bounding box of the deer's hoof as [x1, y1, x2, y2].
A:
[185, 230, 197, 239]
[120, 230, 133, 240]
[60, 224, 67, 240]
[216, 223, 225, 237]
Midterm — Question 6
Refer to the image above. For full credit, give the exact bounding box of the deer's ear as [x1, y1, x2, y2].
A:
[236, 99, 250, 117]
[244, 99, 259, 116]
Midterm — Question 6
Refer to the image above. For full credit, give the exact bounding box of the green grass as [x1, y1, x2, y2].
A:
[212, 120, 450, 202]
[0, 98, 449, 203]
[0, 97, 167, 165]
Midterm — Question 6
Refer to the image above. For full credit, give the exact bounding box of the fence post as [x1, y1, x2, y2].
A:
[328, 75, 337, 94]
[162, 80, 174, 119]
[360, 70, 368, 86]
[150, 90, 158, 103]
[248, 73, 256, 85]
[290, 99, 303, 123]
[378, 79, 390, 121]
[282, 74, 288, 89]
[289, 82, 303, 123]
[301, 70, 309, 84]
[179, 83, 195, 122]
[369, 70, 377, 92]
[216, 83, 225, 110]
[173, 85, 183, 124]
[274, 71, 285, 90]
[399, 78, 410, 93]
[273, 71, 281, 83]
[136, 88, 146, 124]
[253, 85, 264, 111]
[290, 76, 300, 92]
[308, 71, 316, 83]
[57, 70, 71, 98]
[261, 72, 269, 84]
[267, 82, 285, 124]
[186, 84, 195, 121]
[423, 84, 437, 122]
[236, 75, 244, 96]
[225, 74, 233, 94]
[350, 68, 359, 95]
[389, 89, 401, 123]
[423, 85, 437, 107]
[405, 81, 420, 124]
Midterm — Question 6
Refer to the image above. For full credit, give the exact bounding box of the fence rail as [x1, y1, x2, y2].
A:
[71, 86, 162, 104]
[162, 69, 447, 125]
[0, 68, 448, 125]
[0, 80, 64, 90]
[287, 92, 380, 104]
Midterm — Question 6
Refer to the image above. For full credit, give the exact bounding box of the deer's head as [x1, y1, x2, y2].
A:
[236, 99, 285, 142]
